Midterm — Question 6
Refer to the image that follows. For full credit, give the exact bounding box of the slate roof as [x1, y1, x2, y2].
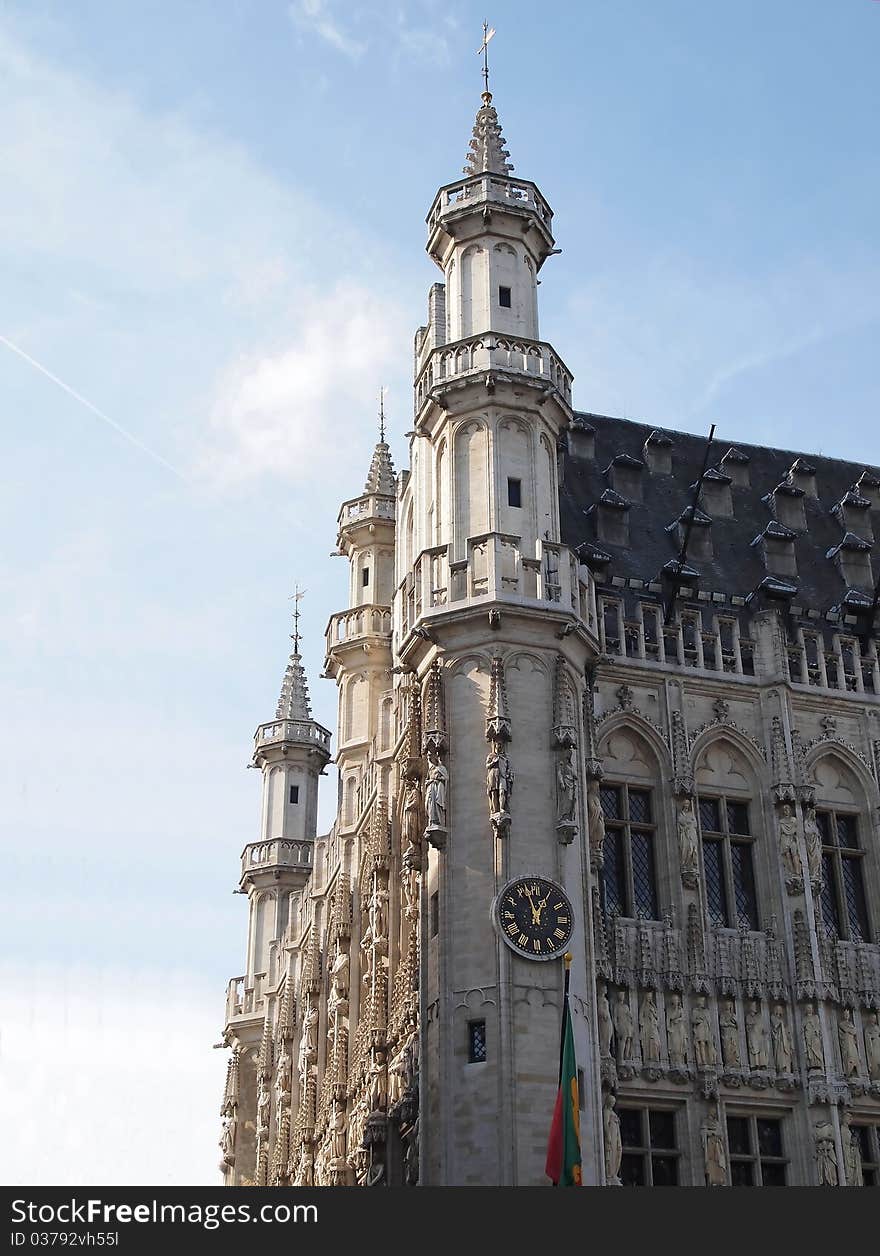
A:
[559, 411, 879, 615]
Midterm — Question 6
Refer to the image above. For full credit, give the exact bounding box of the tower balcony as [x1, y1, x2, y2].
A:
[337, 491, 396, 533]
[240, 837, 314, 882]
[324, 603, 392, 676]
[399, 534, 598, 645]
[414, 333, 573, 422]
[427, 174, 554, 253]
[253, 718, 331, 754]
[225, 972, 267, 1025]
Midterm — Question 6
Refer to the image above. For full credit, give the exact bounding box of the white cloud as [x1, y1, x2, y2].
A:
[288, 0, 454, 67]
[288, 0, 367, 60]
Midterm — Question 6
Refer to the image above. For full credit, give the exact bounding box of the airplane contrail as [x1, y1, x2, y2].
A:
[0, 332, 189, 483]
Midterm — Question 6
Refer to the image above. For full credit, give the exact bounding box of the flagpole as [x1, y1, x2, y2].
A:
[557, 952, 572, 1087]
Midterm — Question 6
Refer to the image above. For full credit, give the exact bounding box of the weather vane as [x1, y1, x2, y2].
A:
[289, 583, 306, 654]
[379, 385, 386, 443]
[478, 20, 496, 97]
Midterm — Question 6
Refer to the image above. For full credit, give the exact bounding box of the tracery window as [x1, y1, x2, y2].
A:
[816, 808, 870, 942]
[601, 783, 659, 920]
[697, 794, 759, 929]
[726, 1114, 787, 1185]
[618, 1107, 679, 1186]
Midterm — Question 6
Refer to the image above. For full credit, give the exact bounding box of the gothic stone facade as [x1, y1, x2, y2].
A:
[218, 91, 880, 1188]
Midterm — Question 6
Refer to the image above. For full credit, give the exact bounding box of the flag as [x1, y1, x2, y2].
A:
[545, 962, 582, 1185]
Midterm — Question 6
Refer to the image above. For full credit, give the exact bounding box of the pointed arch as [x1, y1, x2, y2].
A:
[596, 710, 670, 773]
[806, 741, 879, 808]
[689, 724, 767, 786]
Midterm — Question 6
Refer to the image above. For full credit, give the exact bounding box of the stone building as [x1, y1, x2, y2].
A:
[218, 85, 880, 1187]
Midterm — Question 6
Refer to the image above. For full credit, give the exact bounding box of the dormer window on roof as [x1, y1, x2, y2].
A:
[719, 446, 751, 487]
[604, 452, 645, 500]
[752, 520, 798, 578]
[832, 491, 874, 544]
[666, 505, 713, 559]
[764, 481, 806, 531]
[695, 467, 733, 518]
[591, 488, 631, 546]
[643, 430, 673, 475]
[855, 469, 880, 510]
[787, 457, 818, 498]
[826, 532, 874, 593]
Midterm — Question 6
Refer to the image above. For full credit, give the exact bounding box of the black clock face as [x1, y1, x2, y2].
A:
[496, 877, 574, 960]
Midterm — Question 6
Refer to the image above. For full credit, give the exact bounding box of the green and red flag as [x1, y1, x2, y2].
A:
[545, 957, 582, 1185]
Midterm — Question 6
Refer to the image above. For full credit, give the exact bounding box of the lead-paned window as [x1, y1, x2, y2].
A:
[726, 1114, 787, 1186]
[853, 1124, 880, 1186]
[601, 784, 659, 920]
[619, 1106, 679, 1186]
[817, 809, 870, 942]
[698, 795, 759, 929]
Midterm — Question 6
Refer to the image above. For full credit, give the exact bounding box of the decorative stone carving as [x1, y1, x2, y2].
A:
[328, 1100, 349, 1171]
[691, 995, 717, 1068]
[639, 990, 661, 1068]
[603, 1092, 622, 1185]
[555, 748, 578, 843]
[552, 655, 578, 749]
[219, 1108, 236, 1169]
[612, 990, 634, 1062]
[803, 805, 823, 887]
[401, 771, 424, 859]
[671, 709, 694, 798]
[597, 983, 614, 1059]
[838, 1007, 861, 1078]
[293, 1143, 314, 1187]
[865, 1011, 880, 1081]
[424, 747, 449, 850]
[719, 999, 741, 1069]
[803, 1003, 825, 1072]
[770, 714, 796, 804]
[257, 1076, 271, 1141]
[778, 803, 803, 895]
[582, 664, 604, 782]
[746, 1000, 769, 1071]
[298, 1004, 318, 1087]
[587, 780, 605, 869]
[701, 1106, 727, 1186]
[486, 739, 514, 839]
[666, 993, 689, 1070]
[676, 796, 700, 888]
[814, 1117, 838, 1186]
[842, 1111, 864, 1187]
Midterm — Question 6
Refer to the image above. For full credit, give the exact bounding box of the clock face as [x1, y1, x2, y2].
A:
[495, 877, 574, 961]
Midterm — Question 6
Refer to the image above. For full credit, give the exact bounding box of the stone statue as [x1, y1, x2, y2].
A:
[327, 978, 349, 1026]
[864, 1011, 880, 1081]
[404, 1115, 420, 1185]
[803, 1003, 825, 1072]
[555, 749, 578, 825]
[814, 1118, 838, 1186]
[691, 995, 717, 1068]
[275, 1045, 292, 1099]
[746, 1001, 769, 1071]
[402, 773, 423, 849]
[841, 1111, 864, 1187]
[293, 1143, 314, 1187]
[803, 805, 823, 885]
[639, 990, 661, 1064]
[770, 1003, 793, 1073]
[219, 1111, 236, 1167]
[666, 993, 689, 1066]
[597, 984, 614, 1058]
[613, 990, 634, 1061]
[486, 740, 513, 817]
[329, 1101, 348, 1165]
[360, 924, 375, 990]
[719, 1000, 741, 1068]
[603, 1093, 622, 1185]
[331, 945, 350, 999]
[299, 1004, 318, 1083]
[701, 1106, 727, 1186]
[424, 748, 448, 833]
[587, 781, 605, 864]
[838, 1007, 861, 1078]
[368, 1050, 388, 1113]
[370, 884, 390, 943]
[257, 1077, 271, 1137]
[402, 864, 420, 925]
[778, 803, 801, 884]
[677, 796, 700, 881]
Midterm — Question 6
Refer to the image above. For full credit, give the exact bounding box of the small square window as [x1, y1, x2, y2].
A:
[507, 477, 522, 508]
[362, 566, 370, 587]
[289, 785, 299, 804]
[498, 285, 512, 308]
[468, 1019, 487, 1063]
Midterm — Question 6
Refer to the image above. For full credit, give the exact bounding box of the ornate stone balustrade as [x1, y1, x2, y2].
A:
[337, 493, 395, 527]
[414, 334, 573, 416]
[225, 972, 267, 1024]
[427, 174, 552, 233]
[400, 534, 597, 640]
[325, 604, 393, 652]
[241, 838, 313, 880]
[254, 719, 331, 752]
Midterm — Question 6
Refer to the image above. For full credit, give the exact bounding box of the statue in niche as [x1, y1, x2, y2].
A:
[841, 1111, 864, 1187]
[666, 993, 689, 1067]
[402, 864, 420, 925]
[691, 995, 717, 1068]
[329, 1101, 348, 1167]
[274, 1045, 292, 1101]
[719, 1000, 741, 1068]
[293, 1144, 314, 1187]
[864, 1011, 880, 1081]
[597, 984, 614, 1058]
[402, 772, 423, 852]
[814, 1118, 838, 1186]
[219, 1111, 236, 1167]
[612, 990, 634, 1061]
[771, 1003, 793, 1074]
[803, 1003, 825, 1072]
[424, 748, 448, 835]
[639, 990, 661, 1065]
[676, 796, 700, 883]
[486, 740, 513, 819]
[778, 803, 802, 887]
[360, 922, 375, 992]
[331, 944, 350, 999]
[803, 804, 823, 886]
[370, 884, 390, 945]
[603, 1093, 622, 1185]
[404, 1115, 420, 1186]
[746, 1001, 769, 1071]
[368, 1049, 388, 1113]
[555, 749, 578, 825]
[298, 1004, 318, 1085]
[838, 1007, 861, 1078]
[587, 782, 605, 864]
[701, 1106, 727, 1186]
[257, 1077, 271, 1138]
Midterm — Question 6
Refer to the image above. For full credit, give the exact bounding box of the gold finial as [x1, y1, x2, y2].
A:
[379, 386, 386, 443]
[477, 20, 496, 101]
[289, 583, 306, 654]
[563, 952, 573, 969]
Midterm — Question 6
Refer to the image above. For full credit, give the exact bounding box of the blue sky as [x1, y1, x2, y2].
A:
[1, 0, 878, 1184]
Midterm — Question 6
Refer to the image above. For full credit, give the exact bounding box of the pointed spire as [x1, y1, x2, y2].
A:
[363, 389, 396, 496]
[464, 92, 514, 177]
[276, 587, 314, 721]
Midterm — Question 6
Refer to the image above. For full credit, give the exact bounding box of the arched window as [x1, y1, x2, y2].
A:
[694, 738, 760, 929]
[598, 724, 663, 920]
[812, 754, 872, 942]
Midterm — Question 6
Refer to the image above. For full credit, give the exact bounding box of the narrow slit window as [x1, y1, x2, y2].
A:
[289, 785, 299, 804]
[362, 566, 370, 587]
[498, 285, 512, 308]
[430, 891, 439, 937]
[507, 477, 522, 508]
[468, 1019, 487, 1063]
